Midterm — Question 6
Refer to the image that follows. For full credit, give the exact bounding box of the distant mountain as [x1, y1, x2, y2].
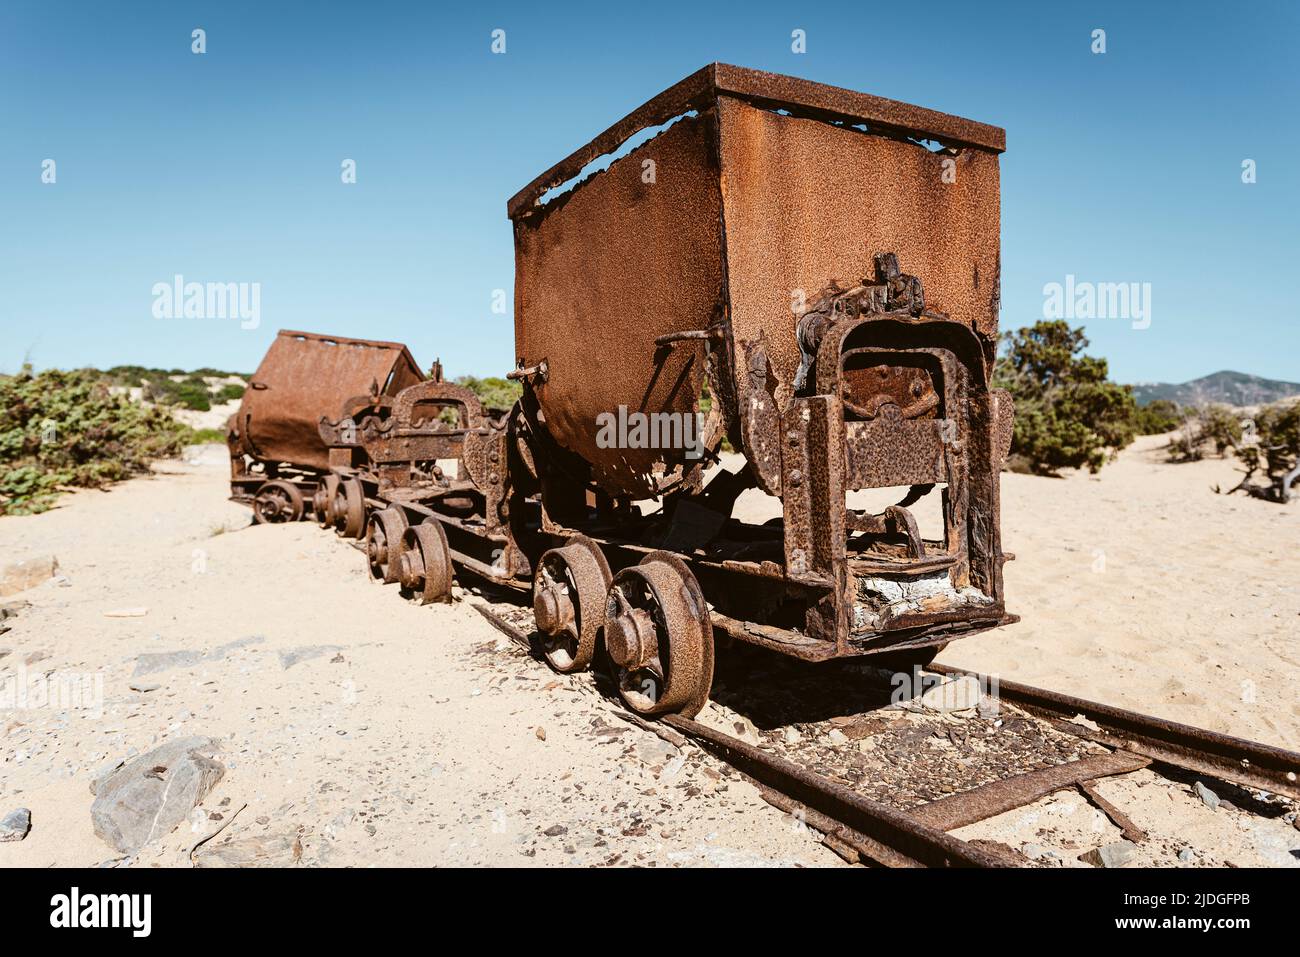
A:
[1130, 370, 1300, 407]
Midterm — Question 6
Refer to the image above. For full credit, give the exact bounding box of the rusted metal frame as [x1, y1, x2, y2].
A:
[847, 614, 1013, 655]
[507, 63, 1005, 219]
[661, 714, 1003, 867]
[710, 64, 1005, 153]
[909, 750, 1151, 832]
[709, 609, 840, 662]
[1077, 780, 1148, 843]
[929, 663, 1300, 801]
[756, 784, 919, 867]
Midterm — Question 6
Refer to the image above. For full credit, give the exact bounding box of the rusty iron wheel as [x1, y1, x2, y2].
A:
[532, 535, 612, 673]
[336, 477, 366, 539]
[365, 506, 410, 584]
[397, 520, 453, 604]
[252, 480, 304, 524]
[604, 552, 713, 718]
[318, 474, 341, 528]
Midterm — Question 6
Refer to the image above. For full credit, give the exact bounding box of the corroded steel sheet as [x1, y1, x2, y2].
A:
[235, 330, 423, 472]
[508, 63, 1004, 220]
[512, 114, 723, 497]
[717, 97, 1002, 403]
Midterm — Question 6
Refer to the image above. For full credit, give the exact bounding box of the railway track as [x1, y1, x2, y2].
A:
[468, 595, 1300, 869]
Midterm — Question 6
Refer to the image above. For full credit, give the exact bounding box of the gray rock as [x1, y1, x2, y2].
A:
[1193, 780, 1220, 810]
[90, 737, 224, 854]
[1079, 841, 1137, 868]
[128, 681, 160, 693]
[0, 808, 31, 842]
[1177, 847, 1195, 862]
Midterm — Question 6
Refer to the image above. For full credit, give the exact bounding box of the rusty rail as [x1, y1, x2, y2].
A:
[471, 602, 1000, 867]
[471, 601, 1300, 866]
[929, 663, 1300, 801]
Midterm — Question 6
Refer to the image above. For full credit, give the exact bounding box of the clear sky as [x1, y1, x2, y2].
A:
[2, 0, 1296, 385]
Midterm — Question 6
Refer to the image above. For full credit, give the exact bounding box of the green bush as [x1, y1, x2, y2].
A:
[0, 366, 192, 515]
[993, 320, 1137, 475]
[454, 375, 521, 412]
[215, 382, 245, 403]
[1133, 399, 1181, 435]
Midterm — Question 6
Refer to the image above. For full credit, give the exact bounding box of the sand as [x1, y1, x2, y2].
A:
[0, 433, 1295, 867]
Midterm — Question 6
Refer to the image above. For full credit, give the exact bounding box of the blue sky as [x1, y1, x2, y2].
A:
[1, 0, 1296, 384]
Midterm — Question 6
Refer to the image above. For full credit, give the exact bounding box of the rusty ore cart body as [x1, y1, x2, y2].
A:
[227, 329, 423, 523]
[503, 64, 1017, 715]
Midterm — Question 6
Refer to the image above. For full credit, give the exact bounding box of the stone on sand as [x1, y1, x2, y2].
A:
[0, 555, 58, 597]
[90, 737, 225, 854]
[0, 808, 32, 842]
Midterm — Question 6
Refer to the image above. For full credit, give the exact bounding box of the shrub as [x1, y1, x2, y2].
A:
[1133, 399, 1181, 435]
[993, 321, 1138, 475]
[0, 366, 192, 515]
[1227, 400, 1300, 502]
[454, 375, 521, 412]
[1166, 404, 1244, 461]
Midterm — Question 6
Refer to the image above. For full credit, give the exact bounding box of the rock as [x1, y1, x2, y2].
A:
[104, 607, 149, 618]
[277, 645, 342, 670]
[543, 824, 568, 837]
[128, 681, 160, 693]
[636, 736, 680, 768]
[1079, 841, 1137, 868]
[1193, 781, 1220, 810]
[827, 729, 848, 745]
[920, 675, 982, 712]
[90, 737, 225, 854]
[0, 600, 29, 621]
[0, 555, 58, 597]
[0, 808, 31, 842]
[782, 727, 801, 745]
[535, 726, 546, 741]
[1177, 847, 1195, 862]
[194, 828, 304, 868]
[730, 716, 761, 745]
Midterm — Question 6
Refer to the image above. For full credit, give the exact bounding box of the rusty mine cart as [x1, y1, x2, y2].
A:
[226, 330, 424, 523]
[237, 65, 1018, 723]
[504, 64, 1017, 718]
